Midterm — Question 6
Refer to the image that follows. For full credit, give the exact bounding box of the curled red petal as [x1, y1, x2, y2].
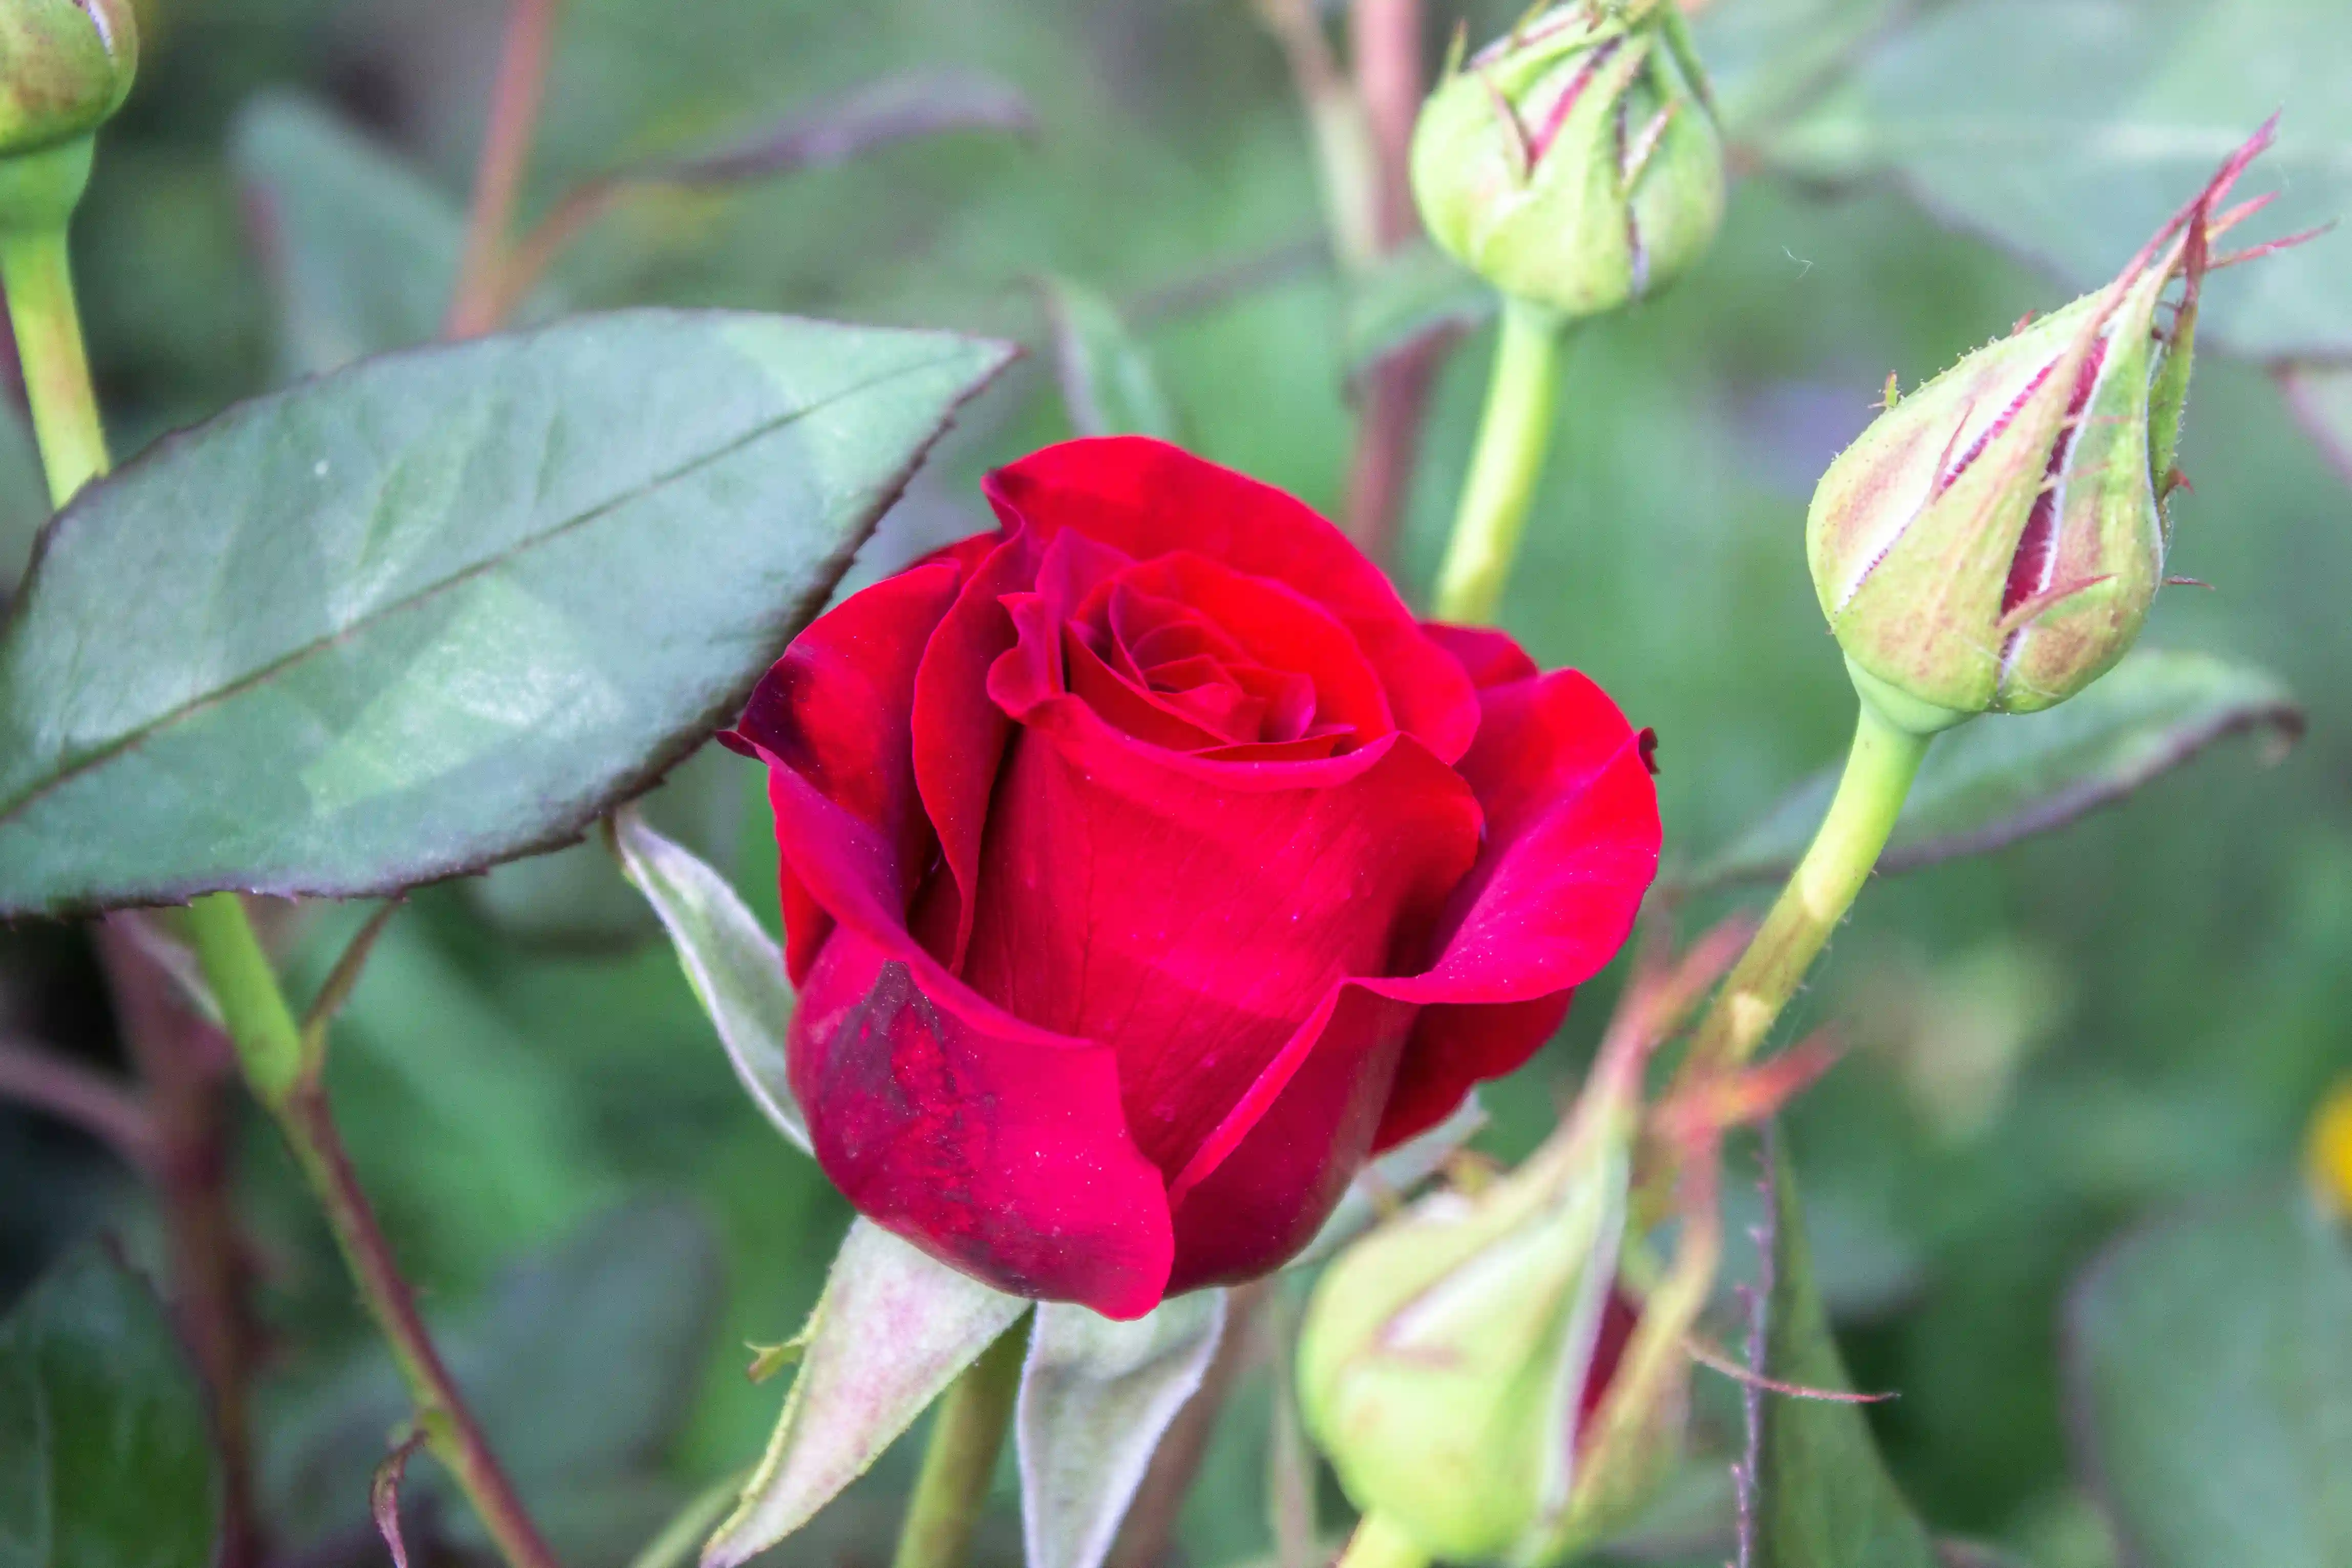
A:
[908, 531, 1041, 970]
[724, 560, 962, 983]
[1372, 670, 1663, 1148]
[792, 923, 1175, 1319]
[1419, 621, 1541, 689]
[958, 692, 1481, 1189]
[1166, 984, 1420, 1291]
[983, 437, 1481, 762]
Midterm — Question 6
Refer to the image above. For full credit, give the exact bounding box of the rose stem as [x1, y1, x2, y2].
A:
[94, 918, 266, 1568]
[1679, 697, 1933, 1078]
[3, 191, 565, 1568]
[1341, 0, 1460, 568]
[185, 899, 566, 1568]
[1332, 1511, 1429, 1568]
[1430, 295, 1564, 624]
[443, 0, 562, 339]
[891, 1319, 1031, 1568]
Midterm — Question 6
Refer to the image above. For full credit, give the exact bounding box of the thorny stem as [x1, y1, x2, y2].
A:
[1681, 698, 1932, 1077]
[444, 0, 562, 338]
[1431, 295, 1564, 624]
[183, 898, 565, 1568]
[3, 201, 563, 1568]
[892, 1319, 1030, 1568]
[1332, 1512, 1429, 1568]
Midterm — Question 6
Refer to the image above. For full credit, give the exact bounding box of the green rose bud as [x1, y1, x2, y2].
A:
[1808, 124, 2287, 732]
[1298, 1055, 1686, 1566]
[1410, 0, 1723, 320]
[0, 0, 136, 234]
[0, 0, 135, 156]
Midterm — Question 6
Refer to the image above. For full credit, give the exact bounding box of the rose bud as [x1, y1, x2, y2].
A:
[1808, 124, 2297, 732]
[0, 0, 136, 157]
[723, 437, 1661, 1319]
[1295, 922, 1755, 1566]
[1410, 0, 1723, 320]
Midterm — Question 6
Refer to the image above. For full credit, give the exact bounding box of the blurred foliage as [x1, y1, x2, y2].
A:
[1, 1, 2346, 1566]
[0, 1245, 221, 1568]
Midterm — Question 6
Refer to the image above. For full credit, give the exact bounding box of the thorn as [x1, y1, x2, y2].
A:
[747, 1334, 809, 1383]
[1686, 1334, 1899, 1403]
[2162, 464, 2195, 499]
[1874, 371, 1900, 411]
[1442, 17, 1468, 78]
[2012, 310, 2037, 335]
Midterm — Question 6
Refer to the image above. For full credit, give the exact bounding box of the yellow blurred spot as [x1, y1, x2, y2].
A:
[2307, 1080, 2352, 1219]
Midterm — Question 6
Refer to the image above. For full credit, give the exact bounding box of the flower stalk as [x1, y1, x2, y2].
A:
[892, 1319, 1030, 1568]
[1681, 697, 1932, 1077]
[1335, 1513, 1431, 1568]
[1431, 296, 1563, 624]
[2, 167, 563, 1568]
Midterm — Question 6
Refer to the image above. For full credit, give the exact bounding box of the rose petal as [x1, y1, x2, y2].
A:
[1371, 670, 1663, 1148]
[957, 690, 1482, 1188]
[1420, 621, 1541, 689]
[793, 923, 1174, 1319]
[983, 438, 1480, 762]
[1110, 553, 1394, 744]
[909, 532, 1041, 970]
[1164, 984, 1419, 1291]
[724, 561, 962, 983]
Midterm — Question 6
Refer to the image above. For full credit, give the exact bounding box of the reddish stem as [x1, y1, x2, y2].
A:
[443, 0, 562, 340]
[91, 916, 263, 1568]
[1341, 0, 1459, 566]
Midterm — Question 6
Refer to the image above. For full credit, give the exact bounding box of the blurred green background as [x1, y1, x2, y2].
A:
[2, 3, 2345, 1567]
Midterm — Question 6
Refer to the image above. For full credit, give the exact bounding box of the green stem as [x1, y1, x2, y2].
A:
[2, 191, 563, 1568]
[1683, 697, 1932, 1075]
[1, 221, 106, 509]
[1431, 295, 1564, 624]
[1332, 1513, 1429, 1568]
[891, 1321, 1030, 1568]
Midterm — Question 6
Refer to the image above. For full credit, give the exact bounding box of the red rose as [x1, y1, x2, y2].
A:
[724, 438, 1660, 1320]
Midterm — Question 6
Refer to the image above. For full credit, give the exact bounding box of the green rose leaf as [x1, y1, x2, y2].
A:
[1754, 0, 2348, 358]
[611, 804, 807, 1153]
[2064, 1184, 2352, 1568]
[1694, 650, 2303, 888]
[0, 1246, 222, 1568]
[230, 92, 483, 375]
[1040, 276, 1181, 440]
[1744, 1139, 1941, 1568]
[1018, 1292, 1227, 1568]
[0, 310, 1011, 917]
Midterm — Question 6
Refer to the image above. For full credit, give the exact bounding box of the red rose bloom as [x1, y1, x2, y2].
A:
[724, 438, 1660, 1320]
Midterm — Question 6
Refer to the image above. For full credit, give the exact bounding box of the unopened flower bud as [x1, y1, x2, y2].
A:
[1411, 1, 1723, 320]
[1807, 126, 2288, 732]
[1298, 1071, 1683, 1565]
[0, 0, 136, 157]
